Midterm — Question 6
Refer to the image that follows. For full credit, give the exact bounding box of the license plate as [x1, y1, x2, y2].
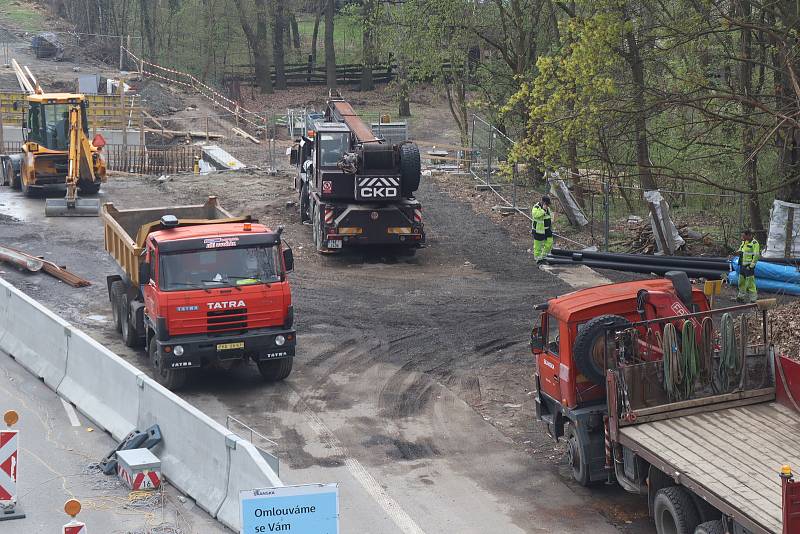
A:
[217, 342, 245, 351]
[327, 240, 342, 249]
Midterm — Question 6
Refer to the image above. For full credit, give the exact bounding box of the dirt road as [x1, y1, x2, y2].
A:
[0, 160, 653, 533]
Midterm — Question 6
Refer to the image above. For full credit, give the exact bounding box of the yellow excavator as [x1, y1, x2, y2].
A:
[2, 91, 107, 216]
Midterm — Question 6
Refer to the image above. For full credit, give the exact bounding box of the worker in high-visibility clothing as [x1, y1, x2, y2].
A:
[736, 229, 760, 303]
[531, 196, 553, 264]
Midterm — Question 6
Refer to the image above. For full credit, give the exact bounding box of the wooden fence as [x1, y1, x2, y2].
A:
[0, 91, 141, 130]
[223, 61, 396, 87]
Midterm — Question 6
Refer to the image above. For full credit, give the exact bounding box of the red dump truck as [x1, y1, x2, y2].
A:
[102, 197, 296, 389]
[531, 272, 800, 534]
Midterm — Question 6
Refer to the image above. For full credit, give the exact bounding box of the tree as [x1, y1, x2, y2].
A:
[361, 0, 377, 91]
[272, 0, 287, 90]
[324, 0, 336, 89]
[232, 0, 273, 93]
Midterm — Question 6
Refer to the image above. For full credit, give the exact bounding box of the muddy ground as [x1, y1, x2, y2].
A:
[0, 162, 652, 532]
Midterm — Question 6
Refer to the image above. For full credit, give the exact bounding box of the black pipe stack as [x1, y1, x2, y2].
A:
[545, 248, 800, 278]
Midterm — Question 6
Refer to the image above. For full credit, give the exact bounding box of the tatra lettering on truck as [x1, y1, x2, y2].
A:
[531, 272, 800, 534]
[207, 300, 246, 310]
[102, 197, 297, 390]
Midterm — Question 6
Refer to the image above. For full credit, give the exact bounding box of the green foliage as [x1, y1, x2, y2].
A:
[0, 0, 44, 32]
[505, 8, 623, 168]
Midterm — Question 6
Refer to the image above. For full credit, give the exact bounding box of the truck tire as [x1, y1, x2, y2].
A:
[312, 203, 325, 253]
[654, 486, 701, 534]
[399, 143, 421, 197]
[257, 357, 293, 382]
[573, 314, 630, 385]
[110, 281, 124, 333]
[566, 423, 590, 486]
[78, 180, 101, 195]
[693, 521, 723, 534]
[120, 293, 139, 347]
[300, 182, 310, 223]
[4, 160, 19, 190]
[149, 338, 186, 390]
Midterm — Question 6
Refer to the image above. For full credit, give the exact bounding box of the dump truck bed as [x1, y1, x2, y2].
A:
[101, 197, 237, 284]
[619, 399, 799, 534]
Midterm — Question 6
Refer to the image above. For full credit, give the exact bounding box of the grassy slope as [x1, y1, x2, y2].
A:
[0, 0, 44, 32]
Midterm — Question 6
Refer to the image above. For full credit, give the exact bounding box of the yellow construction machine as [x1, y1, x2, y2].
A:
[2, 91, 107, 216]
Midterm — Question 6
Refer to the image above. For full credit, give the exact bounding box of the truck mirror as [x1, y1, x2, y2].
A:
[139, 262, 151, 284]
[530, 312, 545, 352]
[282, 247, 294, 273]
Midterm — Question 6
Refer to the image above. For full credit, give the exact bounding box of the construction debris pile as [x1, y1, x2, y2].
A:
[612, 222, 720, 255]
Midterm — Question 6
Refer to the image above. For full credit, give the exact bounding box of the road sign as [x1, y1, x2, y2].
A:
[240, 484, 338, 534]
[0, 430, 18, 503]
[63, 521, 86, 534]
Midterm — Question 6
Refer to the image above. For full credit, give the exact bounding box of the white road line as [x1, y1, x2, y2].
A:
[291, 391, 427, 534]
[60, 398, 80, 427]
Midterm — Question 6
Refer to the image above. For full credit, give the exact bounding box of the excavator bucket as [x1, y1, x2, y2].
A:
[44, 197, 101, 217]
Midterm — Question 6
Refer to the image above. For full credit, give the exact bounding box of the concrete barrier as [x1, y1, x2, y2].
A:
[217, 435, 284, 528]
[0, 277, 283, 532]
[0, 281, 69, 389]
[57, 328, 144, 441]
[137, 376, 232, 518]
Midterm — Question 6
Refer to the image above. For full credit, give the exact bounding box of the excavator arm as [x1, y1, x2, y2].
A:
[44, 105, 101, 217]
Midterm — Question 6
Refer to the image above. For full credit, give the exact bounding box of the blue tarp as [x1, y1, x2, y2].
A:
[728, 271, 800, 296]
[731, 257, 800, 284]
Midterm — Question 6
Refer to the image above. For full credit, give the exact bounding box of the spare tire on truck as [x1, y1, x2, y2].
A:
[572, 314, 630, 385]
[399, 143, 421, 197]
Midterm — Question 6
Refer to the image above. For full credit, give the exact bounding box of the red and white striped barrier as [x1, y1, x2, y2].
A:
[0, 410, 23, 520]
[62, 499, 86, 533]
[62, 520, 87, 534]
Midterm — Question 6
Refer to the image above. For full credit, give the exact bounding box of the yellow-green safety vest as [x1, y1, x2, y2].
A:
[531, 203, 552, 238]
[738, 238, 760, 267]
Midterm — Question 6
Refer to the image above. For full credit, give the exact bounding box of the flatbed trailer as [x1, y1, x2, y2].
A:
[603, 304, 800, 534]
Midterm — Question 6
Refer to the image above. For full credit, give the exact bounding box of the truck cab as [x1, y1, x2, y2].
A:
[103, 199, 296, 390]
[531, 274, 710, 483]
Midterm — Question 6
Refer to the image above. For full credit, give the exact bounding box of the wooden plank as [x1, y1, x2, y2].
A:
[623, 393, 775, 425]
[629, 423, 780, 530]
[630, 387, 774, 417]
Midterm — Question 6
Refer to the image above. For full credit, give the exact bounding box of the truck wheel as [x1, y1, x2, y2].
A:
[258, 357, 293, 382]
[654, 487, 701, 534]
[399, 143, 421, 197]
[572, 314, 630, 385]
[120, 293, 139, 347]
[149, 338, 186, 390]
[110, 281, 124, 333]
[300, 182, 310, 223]
[693, 521, 723, 534]
[566, 423, 590, 486]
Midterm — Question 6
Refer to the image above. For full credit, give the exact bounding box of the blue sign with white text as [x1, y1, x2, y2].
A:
[240, 484, 339, 534]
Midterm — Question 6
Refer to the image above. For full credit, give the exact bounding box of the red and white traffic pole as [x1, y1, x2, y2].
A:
[0, 410, 24, 520]
[62, 499, 86, 534]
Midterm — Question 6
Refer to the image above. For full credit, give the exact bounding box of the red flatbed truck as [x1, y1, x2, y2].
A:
[102, 197, 296, 390]
[530, 272, 800, 534]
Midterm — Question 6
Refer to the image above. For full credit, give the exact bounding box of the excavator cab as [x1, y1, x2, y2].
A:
[26, 98, 89, 151]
